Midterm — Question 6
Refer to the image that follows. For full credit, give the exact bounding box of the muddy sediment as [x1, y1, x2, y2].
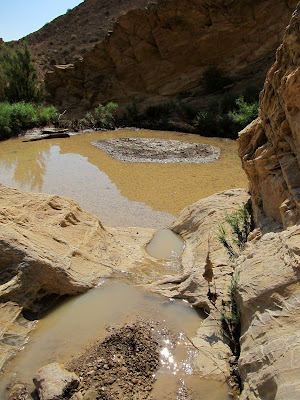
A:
[92, 138, 221, 163]
[67, 320, 171, 399]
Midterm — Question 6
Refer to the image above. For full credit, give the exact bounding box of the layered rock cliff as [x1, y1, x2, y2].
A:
[238, 4, 300, 229]
[45, 0, 298, 114]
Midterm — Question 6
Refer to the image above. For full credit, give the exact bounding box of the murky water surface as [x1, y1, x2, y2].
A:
[0, 129, 247, 228]
[0, 281, 229, 399]
[147, 229, 185, 260]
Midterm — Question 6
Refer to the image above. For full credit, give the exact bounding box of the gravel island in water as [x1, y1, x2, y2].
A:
[92, 138, 221, 163]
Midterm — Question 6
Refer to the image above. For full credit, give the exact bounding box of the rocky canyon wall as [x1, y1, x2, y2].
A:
[237, 4, 300, 399]
[45, 0, 298, 114]
[238, 4, 300, 229]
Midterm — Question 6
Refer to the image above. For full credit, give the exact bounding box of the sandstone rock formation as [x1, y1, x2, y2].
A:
[45, 0, 298, 115]
[237, 226, 300, 400]
[0, 183, 250, 393]
[236, 4, 300, 399]
[0, 184, 155, 371]
[238, 4, 300, 229]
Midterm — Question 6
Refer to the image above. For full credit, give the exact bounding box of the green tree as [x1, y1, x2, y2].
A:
[0, 43, 43, 103]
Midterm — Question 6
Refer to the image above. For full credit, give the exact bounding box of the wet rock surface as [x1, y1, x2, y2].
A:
[92, 138, 220, 163]
[0, 184, 155, 372]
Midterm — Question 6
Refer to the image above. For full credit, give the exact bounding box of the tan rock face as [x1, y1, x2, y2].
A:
[237, 225, 300, 400]
[45, 0, 297, 114]
[238, 4, 300, 229]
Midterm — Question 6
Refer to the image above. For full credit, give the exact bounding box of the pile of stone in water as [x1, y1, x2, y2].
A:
[8, 320, 174, 400]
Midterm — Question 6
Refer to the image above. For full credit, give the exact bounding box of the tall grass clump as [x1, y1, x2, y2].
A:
[221, 272, 241, 357]
[217, 203, 253, 260]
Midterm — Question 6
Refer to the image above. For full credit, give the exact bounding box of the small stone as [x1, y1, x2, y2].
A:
[33, 362, 79, 400]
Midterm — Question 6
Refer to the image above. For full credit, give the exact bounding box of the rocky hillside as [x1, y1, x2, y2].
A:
[10, 0, 151, 73]
[45, 0, 298, 115]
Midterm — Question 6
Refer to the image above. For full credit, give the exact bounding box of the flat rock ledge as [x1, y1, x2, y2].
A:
[92, 138, 221, 163]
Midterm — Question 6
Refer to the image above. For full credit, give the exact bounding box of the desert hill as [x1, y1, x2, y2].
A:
[44, 0, 298, 115]
[9, 0, 151, 73]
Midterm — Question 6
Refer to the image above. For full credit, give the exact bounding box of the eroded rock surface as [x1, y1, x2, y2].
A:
[236, 5, 300, 398]
[0, 184, 155, 371]
[45, 0, 297, 114]
[238, 4, 300, 229]
[237, 226, 300, 400]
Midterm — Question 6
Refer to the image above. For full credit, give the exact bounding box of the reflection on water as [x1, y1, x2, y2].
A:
[0, 129, 248, 228]
[0, 140, 50, 192]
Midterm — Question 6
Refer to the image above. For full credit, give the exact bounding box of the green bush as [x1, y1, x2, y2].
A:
[228, 96, 259, 127]
[0, 43, 44, 103]
[79, 102, 118, 129]
[0, 102, 59, 140]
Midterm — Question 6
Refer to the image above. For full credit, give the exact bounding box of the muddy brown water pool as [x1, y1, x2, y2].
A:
[146, 229, 185, 260]
[1, 281, 229, 399]
[0, 128, 247, 228]
[0, 129, 244, 398]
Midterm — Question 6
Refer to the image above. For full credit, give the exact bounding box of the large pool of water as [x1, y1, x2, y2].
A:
[0, 128, 247, 228]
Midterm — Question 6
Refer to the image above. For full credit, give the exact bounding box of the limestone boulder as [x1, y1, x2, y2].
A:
[238, 4, 300, 229]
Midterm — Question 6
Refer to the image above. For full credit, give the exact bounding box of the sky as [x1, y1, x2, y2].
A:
[0, 0, 84, 42]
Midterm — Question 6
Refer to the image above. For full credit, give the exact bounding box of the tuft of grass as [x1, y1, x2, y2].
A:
[217, 203, 252, 260]
[221, 272, 241, 357]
